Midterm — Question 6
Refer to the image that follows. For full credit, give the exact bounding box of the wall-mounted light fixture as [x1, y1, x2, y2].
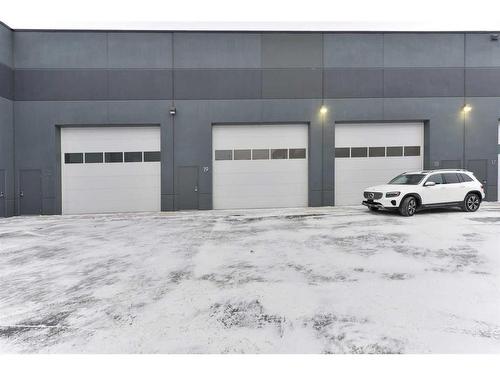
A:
[319, 106, 328, 115]
[462, 104, 472, 113]
[491, 34, 499, 41]
[169, 107, 177, 116]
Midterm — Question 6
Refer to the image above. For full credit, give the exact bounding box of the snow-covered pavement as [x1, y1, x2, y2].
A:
[0, 204, 499, 353]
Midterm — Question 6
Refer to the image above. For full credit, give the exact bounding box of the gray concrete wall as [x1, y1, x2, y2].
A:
[5, 29, 500, 214]
[0, 22, 14, 216]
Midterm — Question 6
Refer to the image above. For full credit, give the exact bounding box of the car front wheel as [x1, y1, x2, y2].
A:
[399, 196, 417, 216]
[463, 193, 481, 212]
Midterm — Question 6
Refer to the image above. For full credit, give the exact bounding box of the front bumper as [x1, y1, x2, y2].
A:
[362, 196, 402, 209]
[362, 200, 383, 208]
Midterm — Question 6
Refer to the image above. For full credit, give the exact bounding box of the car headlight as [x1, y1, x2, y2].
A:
[386, 191, 401, 198]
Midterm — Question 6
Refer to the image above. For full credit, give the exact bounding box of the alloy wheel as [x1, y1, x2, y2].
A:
[467, 195, 480, 211]
[408, 199, 416, 215]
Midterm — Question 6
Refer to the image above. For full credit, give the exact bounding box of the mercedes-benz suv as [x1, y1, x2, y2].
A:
[362, 169, 485, 216]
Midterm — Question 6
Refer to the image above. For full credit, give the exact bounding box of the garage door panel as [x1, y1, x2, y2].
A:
[214, 165, 307, 184]
[335, 122, 424, 206]
[213, 124, 308, 209]
[335, 123, 423, 147]
[215, 190, 307, 209]
[62, 127, 160, 151]
[213, 125, 307, 149]
[61, 126, 161, 214]
[64, 176, 160, 190]
[64, 164, 159, 176]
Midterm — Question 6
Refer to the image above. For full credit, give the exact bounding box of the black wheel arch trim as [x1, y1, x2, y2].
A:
[466, 190, 482, 202]
[399, 193, 422, 208]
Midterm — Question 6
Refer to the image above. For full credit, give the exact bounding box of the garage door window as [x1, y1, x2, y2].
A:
[144, 151, 161, 162]
[404, 146, 420, 156]
[252, 149, 269, 160]
[386, 146, 403, 157]
[335, 148, 350, 158]
[369, 147, 385, 157]
[105, 152, 123, 163]
[215, 150, 232, 161]
[289, 148, 306, 159]
[271, 149, 288, 159]
[124, 152, 143, 162]
[351, 147, 368, 158]
[85, 152, 103, 163]
[64, 153, 83, 164]
[234, 149, 251, 160]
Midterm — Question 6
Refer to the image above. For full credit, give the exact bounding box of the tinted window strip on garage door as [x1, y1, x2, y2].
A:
[271, 149, 288, 159]
[335, 147, 350, 158]
[404, 146, 421, 156]
[351, 147, 368, 157]
[124, 152, 143, 162]
[252, 149, 269, 160]
[85, 152, 103, 163]
[234, 149, 252, 160]
[64, 153, 84, 164]
[369, 147, 385, 157]
[105, 152, 123, 163]
[334, 146, 420, 158]
[214, 150, 233, 160]
[289, 148, 306, 159]
[65, 152, 160, 163]
[214, 149, 306, 160]
[386, 146, 403, 157]
[143, 151, 161, 162]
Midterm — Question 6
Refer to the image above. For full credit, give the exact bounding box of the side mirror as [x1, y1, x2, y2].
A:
[424, 181, 436, 187]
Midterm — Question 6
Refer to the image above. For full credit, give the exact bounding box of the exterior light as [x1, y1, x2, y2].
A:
[319, 106, 328, 114]
[462, 105, 472, 113]
[169, 107, 177, 116]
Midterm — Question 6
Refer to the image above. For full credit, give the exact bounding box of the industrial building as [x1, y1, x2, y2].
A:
[0, 20, 499, 215]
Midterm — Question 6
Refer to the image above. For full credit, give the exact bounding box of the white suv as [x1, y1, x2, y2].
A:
[362, 169, 485, 216]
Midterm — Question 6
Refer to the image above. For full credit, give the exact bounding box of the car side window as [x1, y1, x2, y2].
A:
[443, 173, 460, 184]
[460, 173, 473, 182]
[426, 174, 444, 184]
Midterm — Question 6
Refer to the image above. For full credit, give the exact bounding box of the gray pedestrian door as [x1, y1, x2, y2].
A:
[0, 170, 5, 217]
[467, 159, 488, 199]
[19, 169, 42, 215]
[178, 166, 199, 210]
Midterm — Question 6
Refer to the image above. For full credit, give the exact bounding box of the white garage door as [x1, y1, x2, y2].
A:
[61, 126, 161, 214]
[334, 122, 424, 206]
[212, 124, 308, 209]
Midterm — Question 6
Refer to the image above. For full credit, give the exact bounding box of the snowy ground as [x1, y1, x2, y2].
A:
[0, 204, 499, 354]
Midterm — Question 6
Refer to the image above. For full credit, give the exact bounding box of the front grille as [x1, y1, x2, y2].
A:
[364, 191, 383, 199]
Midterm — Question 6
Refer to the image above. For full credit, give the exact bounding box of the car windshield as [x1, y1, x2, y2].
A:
[388, 174, 425, 185]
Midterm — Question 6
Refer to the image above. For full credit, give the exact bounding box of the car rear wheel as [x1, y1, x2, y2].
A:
[399, 196, 417, 217]
[463, 193, 481, 212]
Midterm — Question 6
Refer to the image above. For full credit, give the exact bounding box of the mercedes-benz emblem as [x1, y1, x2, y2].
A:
[368, 193, 374, 199]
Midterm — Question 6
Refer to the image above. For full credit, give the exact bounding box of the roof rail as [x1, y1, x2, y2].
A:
[428, 169, 468, 172]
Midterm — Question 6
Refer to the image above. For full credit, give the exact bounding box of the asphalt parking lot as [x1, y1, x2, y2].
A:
[0, 204, 499, 353]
